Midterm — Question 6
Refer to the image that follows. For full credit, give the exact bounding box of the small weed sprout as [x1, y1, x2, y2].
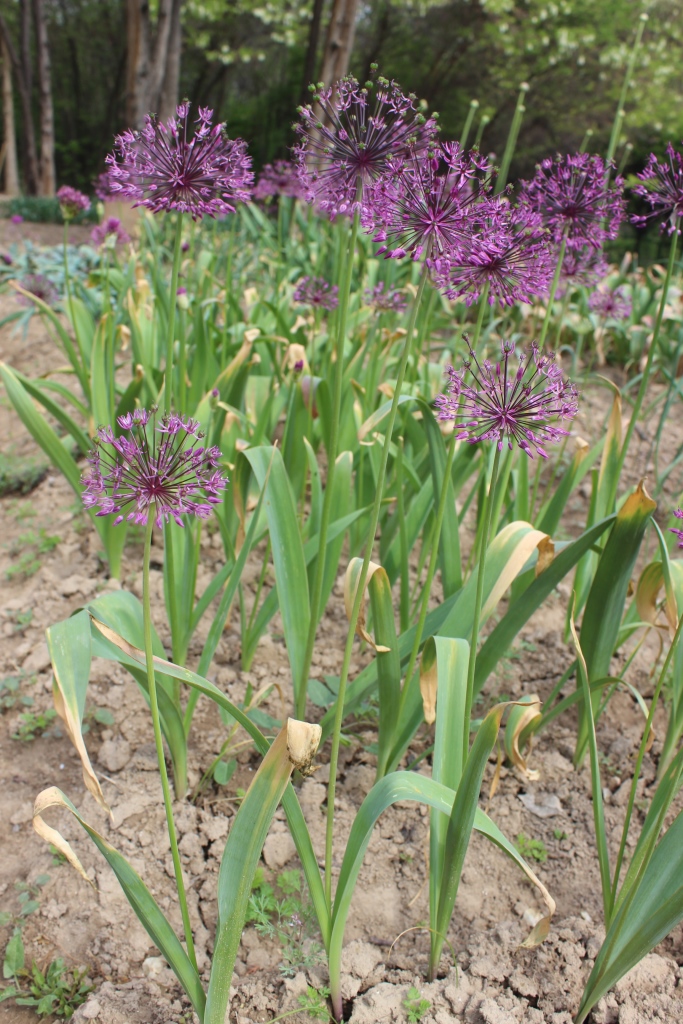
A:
[516, 833, 548, 864]
[246, 869, 325, 977]
[403, 986, 431, 1023]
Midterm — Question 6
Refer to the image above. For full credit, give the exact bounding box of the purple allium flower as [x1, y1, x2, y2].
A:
[253, 160, 305, 202]
[81, 408, 228, 528]
[294, 70, 437, 219]
[94, 171, 117, 202]
[518, 153, 625, 251]
[671, 508, 683, 547]
[17, 273, 59, 307]
[631, 143, 683, 235]
[181, 240, 190, 252]
[589, 285, 632, 321]
[435, 337, 578, 458]
[556, 247, 609, 296]
[371, 141, 494, 261]
[90, 216, 131, 249]
[106, 103, 253, 221]
[364, 281, 408, 312]
[10, 214, 24, 225]
[57, 185, 91, 221]
[1, 253, 12, 266]
[293, 275, 339, 310]
[432, 205, 554, 306]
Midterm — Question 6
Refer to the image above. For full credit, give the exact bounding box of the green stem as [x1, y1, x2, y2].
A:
[608, 608, 683, 919]
[296, 208, 360, 718]
[142, 518, 197, 971]
[612, 232, 678, 503]
[538, 233, 568, 348]
[459, 99, 479, 149]
[462, 445, 501, 772]
[605, 13, 648, 167]
[324, 263, 430, 905]
[165, 216, 184, 414]
[495, 82, 529, 194]
[62, 222, 87, 380]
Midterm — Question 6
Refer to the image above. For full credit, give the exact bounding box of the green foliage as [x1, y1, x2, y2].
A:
[5, 528, 61, 580]
[13, 960, 93, 1018]
[297, 985, 331, 1021]
[0, 451, 48, 496]
[516, 833, 548, 864]
[12, 708, 57, 741]
[247, 869, 325, 977]
[403, 986, 431, 1024]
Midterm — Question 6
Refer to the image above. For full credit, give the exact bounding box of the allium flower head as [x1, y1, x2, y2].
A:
[670, 508, 683, 547]
[57, 186, 91, 221]
[518, 153, 625, 251]
[293, 275, 339, 310]
[94, 171, 118, 203]
[556, 247, 609, 297]
[431, 203, 553, 306]
[82, 409, 227, 528]
[90, 216, 131, 249]
[10, 214, 24, 225]
[631, 143, 683, 235]
[17, 273, 58, 307]
[106, 103, 253, 220]
[253, 160, 305, 201]
[364, 282, 407, 312]
[589, 285, 631, 321]
[371, 141, 494, 261]
[294, 68, 438, 218]
[435, 337, 578, 458]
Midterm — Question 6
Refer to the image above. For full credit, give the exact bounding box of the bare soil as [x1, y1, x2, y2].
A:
[1, 229, 682, 1024]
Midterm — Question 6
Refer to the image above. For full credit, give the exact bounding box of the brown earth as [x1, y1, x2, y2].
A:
[1, 229, 682, 1024]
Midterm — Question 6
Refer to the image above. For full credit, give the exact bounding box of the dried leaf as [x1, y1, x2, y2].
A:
[344, 559, 391, 652]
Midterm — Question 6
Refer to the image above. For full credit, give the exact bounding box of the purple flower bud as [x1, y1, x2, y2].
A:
[57, 185, 91, 221]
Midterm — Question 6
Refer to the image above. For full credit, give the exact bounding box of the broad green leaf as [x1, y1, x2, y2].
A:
[86, 614, 330, 947]
[90, 319, 112, 431]
[33, 787, 205, 1019]
[47, 611, 107, 812]
[427, 637, 469, 938]
[243, 446, 310, 706]
[576, 483, 656, 762]
[205, 719, 321, 1024]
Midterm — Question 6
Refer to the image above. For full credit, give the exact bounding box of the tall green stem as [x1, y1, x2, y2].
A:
[612, 232, 678, 505]
[605, 13, 648, 167]
[462, 445, 501, 772]
[142, 519, 197, 971]
[296, 209, 360, 717]
[495, 82, 528, 194]
[62, 222, 86, 375]
[324, 264, 430, 903]
[459, 99, 479, 149]
[538, 233, 568, 348]
[164, 216, 184, 414]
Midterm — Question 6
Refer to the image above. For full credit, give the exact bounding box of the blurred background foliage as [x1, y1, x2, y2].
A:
[0, 0, 682, 193]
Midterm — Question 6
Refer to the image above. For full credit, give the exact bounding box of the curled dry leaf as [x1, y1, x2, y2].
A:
[33, 787, 94, 887]
[535, 536, 555, 577]
[286, 718, 322, 776]
[344, 558, 391, 653]
[504, 695, 542, 781]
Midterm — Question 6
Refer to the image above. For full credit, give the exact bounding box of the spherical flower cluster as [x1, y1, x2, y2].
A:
[364, 282, 407, 312]
[57, 186, 91, 221]
[94, 171, 118, 203]
[17, 273, 58, 307]
[555, 248, 609, 297]
[82, 409, 227, 528]
[589, 285, 632, 321]
[90, 217, 131, 249]
[294, 69, 437, 218]
[106, 103, 253, 220]
[518, 153, 625, 251]
[631, 142, 683, 235]
[435, 337, 578, 458]
[293, 275, 339, 310]
[253, 160, 305, 201]
[10, 214, 24, 225]
[671, 508, 683, 547]
[431, 205, 554, 307]
[371, 142, 494, 261]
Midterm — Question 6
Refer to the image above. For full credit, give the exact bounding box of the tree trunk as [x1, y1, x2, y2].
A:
[1, 36, 20, 195]
[20, 0, 38, 193]
[318, 0, 360, 88]
[300, 0, 326, 104]
[158, 0, 182, 122]
[126, 0, 151, 128]
[32, 0, 55, 195]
